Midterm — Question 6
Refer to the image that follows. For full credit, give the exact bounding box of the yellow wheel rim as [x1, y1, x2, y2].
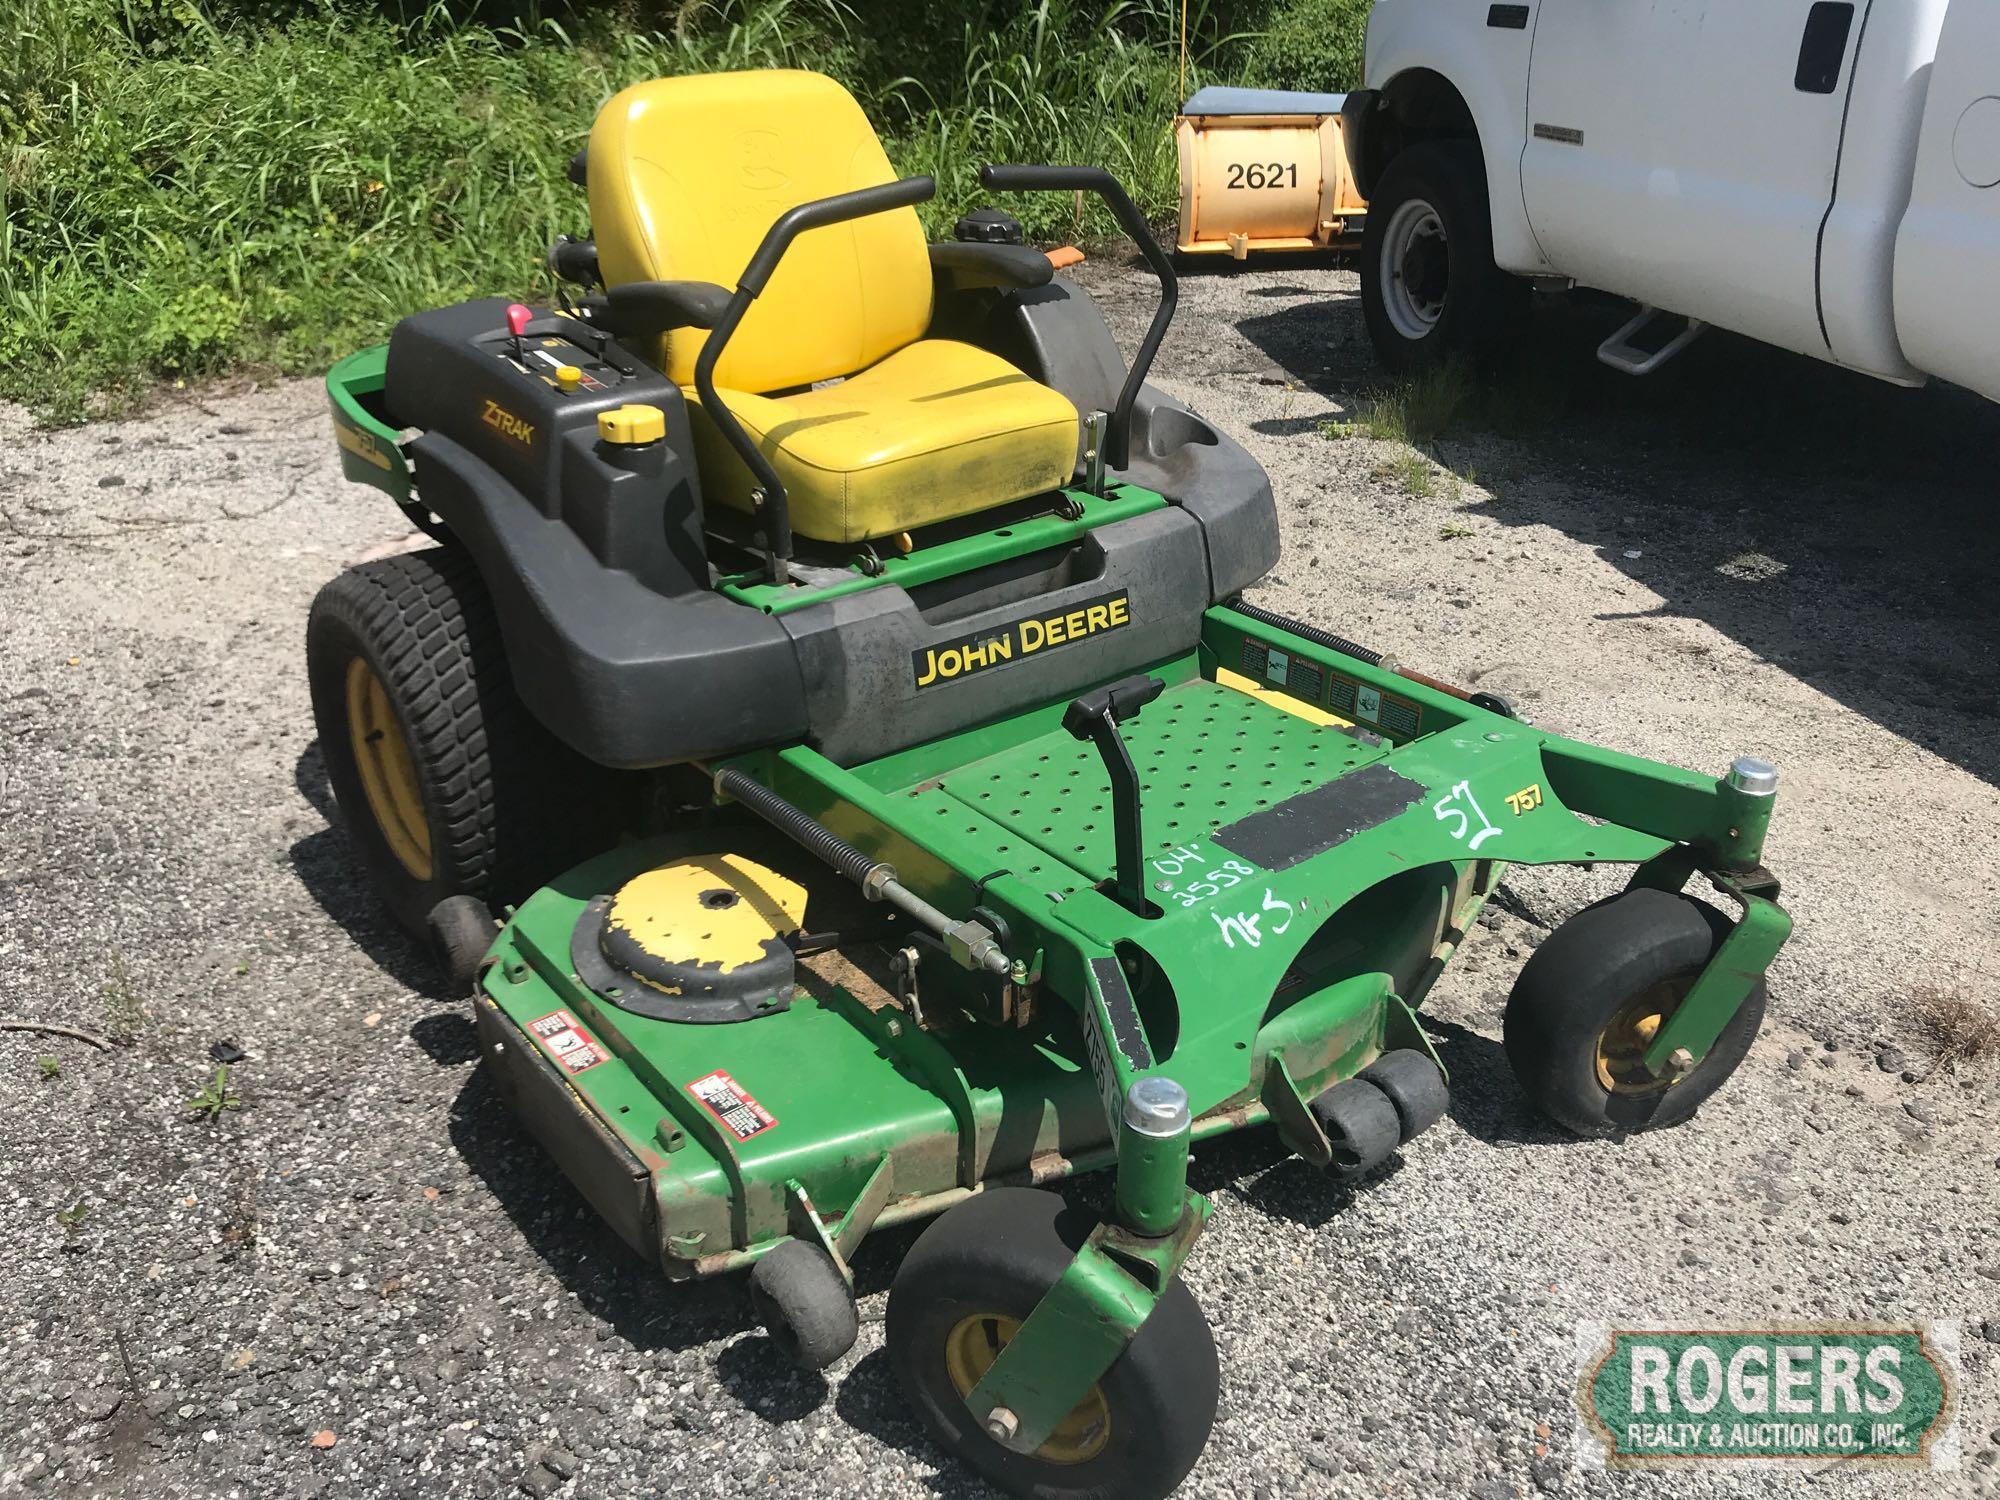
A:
[344, 657, 433, 881]
[944, 1313, 1111, 1465]
[1594, 979, 1691, 1096]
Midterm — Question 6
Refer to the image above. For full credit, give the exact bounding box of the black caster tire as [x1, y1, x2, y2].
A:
[1310, 1078, 1402, 1178]
[887, 1188, 1217, 1500]
[749, 1239, 858, 1372]
[305, 546, 631, 939]
[1504, 887, 1767, 1137]
[1360, 140, 1529, 375]
[428, 895, 498, 995]
[1359, 1048, 1449, 1143]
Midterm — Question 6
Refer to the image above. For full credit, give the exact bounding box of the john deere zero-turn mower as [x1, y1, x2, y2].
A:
[308, 70, 1790, 1499]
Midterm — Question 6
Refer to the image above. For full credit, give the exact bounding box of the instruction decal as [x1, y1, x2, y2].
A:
[913, 590, 1130, 689]
[1327, 673, 1422, 739]
[527, 1009, 608, 1074]
[687, 1069, 778, 1141]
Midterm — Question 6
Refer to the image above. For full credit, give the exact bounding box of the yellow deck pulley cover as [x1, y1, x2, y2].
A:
[572, 853, 808, 1023]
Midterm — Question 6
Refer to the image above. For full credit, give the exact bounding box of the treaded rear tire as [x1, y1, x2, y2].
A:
[1361, 140, 1528, 374]
[305, 546, 628, 936]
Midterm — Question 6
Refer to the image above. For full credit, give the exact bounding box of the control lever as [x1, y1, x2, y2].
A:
[505, 302, 532, 362]
[1063, 675, 1165, 916]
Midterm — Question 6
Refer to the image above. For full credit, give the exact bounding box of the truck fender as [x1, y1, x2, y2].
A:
[1339, 90, 1380, 197]
[1361, 14, 1550, 275]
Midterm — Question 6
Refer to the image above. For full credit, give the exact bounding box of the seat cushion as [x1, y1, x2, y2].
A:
[688, 339, 1080, 545]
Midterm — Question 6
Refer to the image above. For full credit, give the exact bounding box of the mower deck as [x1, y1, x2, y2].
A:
[472, 602, 1769, 1285]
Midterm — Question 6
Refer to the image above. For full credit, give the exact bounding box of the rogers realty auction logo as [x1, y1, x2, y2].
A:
[1576, 1323, 1959, 1468]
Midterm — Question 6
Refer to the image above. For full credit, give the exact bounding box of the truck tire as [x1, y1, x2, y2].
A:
[1361, 140, 1527, 374]
[306, 546, 631, 938]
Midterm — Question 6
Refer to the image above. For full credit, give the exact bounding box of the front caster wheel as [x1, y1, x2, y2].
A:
[1504, 887, 1767, 1137]
[887, 1188, 1217, 1500]
[749, 1239, 857, 1371]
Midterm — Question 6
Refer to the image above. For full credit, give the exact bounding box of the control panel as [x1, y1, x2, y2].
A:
[499, 302, 626, 396]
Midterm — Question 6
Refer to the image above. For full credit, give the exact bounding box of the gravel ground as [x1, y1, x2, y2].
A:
[2, 257, 1996, 1500]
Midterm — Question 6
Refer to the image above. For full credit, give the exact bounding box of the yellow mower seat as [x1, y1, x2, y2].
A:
[587, 70, 1079, 545]
[687, 340, 1078, 544]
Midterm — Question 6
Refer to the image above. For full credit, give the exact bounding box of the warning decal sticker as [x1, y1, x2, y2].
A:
[527, 1009, 608, 1075]
[687, 1069, 778, 1141]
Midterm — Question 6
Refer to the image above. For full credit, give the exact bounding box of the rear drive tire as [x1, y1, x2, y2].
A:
[887, 1188, 1218, 1500]
[1361, 140, 1528, 374]
[306, 546, 629, 938]
[1504, 887, 1767, 1137]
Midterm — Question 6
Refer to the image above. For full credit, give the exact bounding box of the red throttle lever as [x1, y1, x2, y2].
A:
[505, 302, 532, 361]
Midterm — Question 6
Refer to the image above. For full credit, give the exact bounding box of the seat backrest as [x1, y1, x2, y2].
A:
[588, 70, 933, 394]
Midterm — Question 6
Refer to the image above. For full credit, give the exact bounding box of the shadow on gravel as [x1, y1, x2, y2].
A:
[1184, 1122, 1408, 1228]
[1173, 247, 1359, 283]
[714, 1335, 831, 1423]
[444, 1066, 753, 1354]
[1418, 1015, 1572, 1150]
[411, 1010, 479, 1066]
[289, 742, 446, 998]
[1232, 302, 1377, 395]
[833, 1349, 966, 1497]
[1236, 289, 2000, 787]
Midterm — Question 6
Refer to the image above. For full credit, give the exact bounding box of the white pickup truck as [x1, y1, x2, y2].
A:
[1341, 0, 2000, 401]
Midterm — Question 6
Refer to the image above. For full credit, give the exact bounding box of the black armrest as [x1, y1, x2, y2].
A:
[928, 241, 1054, 293]
[600, 280, 734, 336]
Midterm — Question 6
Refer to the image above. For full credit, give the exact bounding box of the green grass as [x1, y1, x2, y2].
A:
[2, 0, 1345, 417]
[1323, 360, 1477, 445]
[101, 950, 142, 1043]
[1388, 448, 1433, 498]
[186, 1063, 244, 1119]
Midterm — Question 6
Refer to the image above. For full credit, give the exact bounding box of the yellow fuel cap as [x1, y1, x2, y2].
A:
[556, 364, 584, 393]
[597, 403, 665, 445]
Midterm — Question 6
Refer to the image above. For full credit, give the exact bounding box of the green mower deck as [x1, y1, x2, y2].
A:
[472, 600, 1788, 1454]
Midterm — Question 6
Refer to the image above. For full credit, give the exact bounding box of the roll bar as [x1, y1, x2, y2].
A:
[977, 164, 1178, 473]
[693, 174, 937, 584]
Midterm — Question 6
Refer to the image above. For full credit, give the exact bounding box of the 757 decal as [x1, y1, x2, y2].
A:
[1433, 780, 1503, 850]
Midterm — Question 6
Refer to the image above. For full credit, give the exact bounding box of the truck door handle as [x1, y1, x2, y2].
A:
[1794, 1, 1856, 94]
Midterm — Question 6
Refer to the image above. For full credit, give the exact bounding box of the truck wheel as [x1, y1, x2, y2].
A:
[1503, 888, 1767, 1137]
[306, 547, 629, 939]
[1360, 140, 1527, 374]
[887, 1188, 1217, 1500]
